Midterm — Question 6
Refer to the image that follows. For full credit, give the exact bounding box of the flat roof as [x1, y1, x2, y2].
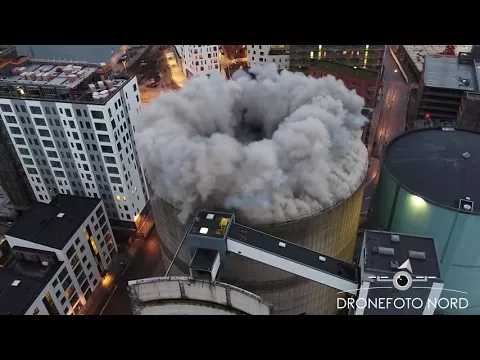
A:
[227, 223, 357, 282]
[0, 250, 61, 315]
[403, 45, 473, 73]
[189, 211, 234, 239]
[424, 56, 478, 91]
[14, 45, 123, 64]
[0, 58, 129, 105]
[364, 230, 440, 278]
[384, 127, 480, 214]
[6, 195, 100, 249]
[3, 61, 98, 88]
[309, 59, 380, 79]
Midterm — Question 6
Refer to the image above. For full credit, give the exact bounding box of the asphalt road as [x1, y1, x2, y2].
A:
[361, 46, 409, 218]
[96, 227, 166, 315]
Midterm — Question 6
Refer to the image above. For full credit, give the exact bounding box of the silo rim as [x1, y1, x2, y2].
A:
[382, 126, 480, 215]
[153, 157, 368, 227]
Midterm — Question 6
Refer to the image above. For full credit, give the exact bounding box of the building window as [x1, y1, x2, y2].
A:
[42, 292, 60, 315]
[14, 137, 26, 145]
[34, 117, 46, 126]
[5, 115, 16, 123]
[91, 111, 104, 119]
[29, 106, 42, 114]
[0, 104, 13, 112]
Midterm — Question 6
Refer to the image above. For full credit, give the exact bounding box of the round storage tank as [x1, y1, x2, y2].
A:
[152, 163, 366, 315]
[138, 68, 370, 315]
[373, 127, 480, 314]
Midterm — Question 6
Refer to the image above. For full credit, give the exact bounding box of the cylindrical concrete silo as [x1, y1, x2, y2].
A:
[152, 159, 368, 315]
[372, 127, 480, 314]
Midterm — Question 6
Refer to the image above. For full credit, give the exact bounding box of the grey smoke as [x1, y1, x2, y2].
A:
[136, 64, 369, 223]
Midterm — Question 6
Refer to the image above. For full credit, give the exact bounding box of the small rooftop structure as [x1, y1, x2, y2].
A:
[424, 55, 479, 91]
[189, 211, 234, 239]
[6, 195, 100, 250]
[404, 45, 473, 73]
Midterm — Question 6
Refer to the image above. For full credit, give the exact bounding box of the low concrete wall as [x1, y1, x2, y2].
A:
[128, 276, 272, 315]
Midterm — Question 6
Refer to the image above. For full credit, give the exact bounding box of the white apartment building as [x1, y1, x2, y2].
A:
[174, 45, 220, 77]
[1, 195, 116, 315]
[0, 58, 149, 225]
[247, 45, 290, 70]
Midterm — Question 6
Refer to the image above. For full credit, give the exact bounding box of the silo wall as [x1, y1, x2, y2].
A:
[373, 170, 480, 314]
[152, 184, 365, 315]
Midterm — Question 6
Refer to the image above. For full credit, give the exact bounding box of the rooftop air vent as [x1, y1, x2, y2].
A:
[199, 227, 209, 235]
[11, 280, 21, 287]
[462, 152, 471, 159]
[458, 77, 471, 86]
[390, 260, 399, 269]
[378, 247, 395, 256]
[42, 261, 49, 267]
[206, 213, 214, 220]
[391, 234, 400, 243]
[459, 198, 474, 212]
[409, 250, 426, 260]
[372, 246, 378, 254]
[442, 127, 455, 132]
[57, 212, 65, 218]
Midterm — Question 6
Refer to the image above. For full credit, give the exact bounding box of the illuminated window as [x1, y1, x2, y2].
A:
[32, 307, 40, 315]
[342, 51, 347, 55]
[89, 237, 99, 255]
[116, 195, 121, 201]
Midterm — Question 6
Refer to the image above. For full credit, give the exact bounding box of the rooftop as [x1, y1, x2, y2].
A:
[189, 211, 235, 239]
[384, 127, 480, 214]
[0, 57, 129, 105]
[14, 45, 123, 64]
[227, 222, 358, 282]
[308, 59, 380, 79]
[6, 195, 100, 250]
[424, 56, 479, 91]
[0, 248, 62, 315]
[363, 230, 440, 278]
[404, 45, 473, 72]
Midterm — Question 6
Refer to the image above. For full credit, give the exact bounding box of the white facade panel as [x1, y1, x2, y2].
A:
[175, 45, 220, 77]
[247, 45, 289, 70]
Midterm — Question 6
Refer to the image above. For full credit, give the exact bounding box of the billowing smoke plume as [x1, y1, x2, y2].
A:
[136, 64, 369, 224]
